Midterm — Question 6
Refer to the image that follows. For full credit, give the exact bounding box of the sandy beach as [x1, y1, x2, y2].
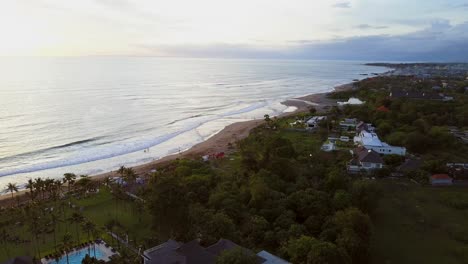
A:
[0, 83, 354, 206]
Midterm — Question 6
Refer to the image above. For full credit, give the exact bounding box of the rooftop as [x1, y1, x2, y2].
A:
[354, 147, 384, 164]
[431, 174, 452, 180]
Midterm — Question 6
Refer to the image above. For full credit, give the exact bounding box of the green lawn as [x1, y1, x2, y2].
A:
[0, 188, 152, 262]
[371, 180, 468, 264]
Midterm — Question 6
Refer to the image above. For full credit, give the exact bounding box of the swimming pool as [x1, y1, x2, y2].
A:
[44, 244, 115, 264]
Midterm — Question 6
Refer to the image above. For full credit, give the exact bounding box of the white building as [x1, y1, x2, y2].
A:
[354, 131, 406, 156]
[306, 116, 327, 130]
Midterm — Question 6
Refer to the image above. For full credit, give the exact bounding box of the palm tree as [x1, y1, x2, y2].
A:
[82, 221, 96, 255]
[61, 233, 73, 264]
[5, 183, 18, 204]
[68, 212, 84, 242]
[103, 177, 112, 188]
[117, 166, 127, 177]
[123, 167, 137, 186]
[0, 228, 10, 259]
[63, 173, 77, 193]
[44, 178, 55, 200]
[34, 178, 44, 200]
[51, 212, 59, 252]
[76, 176, 92, 196]
[26, 179, 36, 202]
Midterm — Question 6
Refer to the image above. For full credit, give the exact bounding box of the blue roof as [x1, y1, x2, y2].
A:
[256, 251, 290, 264]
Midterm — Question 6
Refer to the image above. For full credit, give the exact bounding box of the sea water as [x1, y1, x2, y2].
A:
[0, 57, 388, 189]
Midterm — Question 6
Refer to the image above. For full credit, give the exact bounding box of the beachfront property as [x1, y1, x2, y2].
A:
[143, 239, 289, 264]
[354, 130, 406, 156]
[305, 116, 327, 130]
[347, 147, 384, 173]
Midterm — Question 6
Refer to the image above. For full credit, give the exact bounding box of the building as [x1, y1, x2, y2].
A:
[257, 251, 290, 264]
[389, 90, 445, 100]
[391, 158, 423, 177]
[430, 174, 453, 186]
[339, 118, 358, 130]
[306, 116, 327, 130]
[347, 147, 384, 173]
[321, 142, 336, 152]
[354, 131, 406, 156]
[143, 239, 286, 264]
[356, 122, 375, 133]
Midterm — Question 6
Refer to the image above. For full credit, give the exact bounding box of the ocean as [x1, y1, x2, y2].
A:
[0, 57, 388, 189]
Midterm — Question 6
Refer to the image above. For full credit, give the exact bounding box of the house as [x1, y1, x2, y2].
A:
[339, 136, 350, 142]
[389, 90, 444, 100]
[430, 174, 453, 186]
[376, 105, 390, 112]
[321, 142, 336, 152]
[257, 251, 290, 264]
[306, 116, 327, 130]
[143, 239, 281, 264]
[391, 158, 423, 177]
[347, 147, 384, 173]
[327, 133, 340, 143]
[339, 118, 358, 130]
[354, 131, 406, 156]
[356, 122, 375, 133]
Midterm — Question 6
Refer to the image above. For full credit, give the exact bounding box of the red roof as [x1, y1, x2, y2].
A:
[431, 174, 452, 180]
[376, 105, 390, 112]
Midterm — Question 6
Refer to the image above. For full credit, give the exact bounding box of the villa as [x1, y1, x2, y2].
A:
[306, 116, 327, 130]
[339, 118, 358, 130]
[143, 239, 289, 264]
[347, 147, 384, 174]
[354, 131, 406, 156]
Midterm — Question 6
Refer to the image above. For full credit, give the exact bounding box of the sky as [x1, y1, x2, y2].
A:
[1, 0, 468, 61]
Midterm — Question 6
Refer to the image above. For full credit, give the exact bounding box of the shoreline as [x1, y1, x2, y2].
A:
[0, 82, 354, 205]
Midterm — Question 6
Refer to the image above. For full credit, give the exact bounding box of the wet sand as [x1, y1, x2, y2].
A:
[0, 83, 354, 206]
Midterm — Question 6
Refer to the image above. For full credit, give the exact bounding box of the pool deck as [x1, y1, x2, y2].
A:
[41, 243, 117, 264]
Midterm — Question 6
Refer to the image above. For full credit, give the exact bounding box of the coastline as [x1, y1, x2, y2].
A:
[0, 82, 354, 205]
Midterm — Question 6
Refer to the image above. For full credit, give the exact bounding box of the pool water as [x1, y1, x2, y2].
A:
[52, 246, 106, 264]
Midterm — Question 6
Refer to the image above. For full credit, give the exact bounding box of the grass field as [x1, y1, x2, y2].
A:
[0, 188, 152, 262]
[371, 179, 468, 264]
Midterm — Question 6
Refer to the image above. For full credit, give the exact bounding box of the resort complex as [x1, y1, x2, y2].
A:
[0, 63, 468, 264]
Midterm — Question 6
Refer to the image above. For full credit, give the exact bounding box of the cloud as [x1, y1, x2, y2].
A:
[143, 21, 468, 61]
[355, 24, 388, 30]
[332, 2, 351, 8]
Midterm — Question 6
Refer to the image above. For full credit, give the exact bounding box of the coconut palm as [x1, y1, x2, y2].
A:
[68, 212, 84, 242]
[0, 228, 10, 259]
[25, 179, 36, 202]
[61, 233, 73, 264]
[82, 220, 96, 255]
[123, 167, 137, 186]
[117, 166, 127, 177]
[76, 175, 92, 196]
[63, 173, 77, 193]
[34, 178, 44, 200]
[51, 212, 60, 252]
[5, 183, 18, 204]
